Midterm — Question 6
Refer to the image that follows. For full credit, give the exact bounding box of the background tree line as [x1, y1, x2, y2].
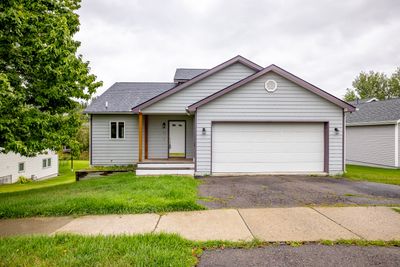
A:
[344, 68, 400, 101]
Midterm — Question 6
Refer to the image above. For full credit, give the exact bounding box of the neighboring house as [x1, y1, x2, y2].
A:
[0, 151, 58, 184]
[84, 55, 355, 176]
[346, 98, 400, 168]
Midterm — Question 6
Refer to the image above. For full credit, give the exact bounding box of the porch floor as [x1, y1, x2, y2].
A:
[142, 158, 193, 163]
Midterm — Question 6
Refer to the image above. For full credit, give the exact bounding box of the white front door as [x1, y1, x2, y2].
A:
[169, 121, 186, 158]
[212, 122, 325, 173]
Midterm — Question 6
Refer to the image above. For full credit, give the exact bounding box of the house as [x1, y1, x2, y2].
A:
[346, 98, 400, 168]
[84, 55, 355, 176]
[0, 151, 58, 184]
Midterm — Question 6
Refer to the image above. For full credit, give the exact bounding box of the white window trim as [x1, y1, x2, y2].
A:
[42, 158, 52, 169]
[109, 121, 125, 140]
[42, 158, 47, 169]
[18, 162, 25, 173]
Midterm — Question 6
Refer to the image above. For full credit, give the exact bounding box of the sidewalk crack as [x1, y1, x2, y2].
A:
[310, 207, 365, 240]
[152, 214, 162, 233]
[237, 209, 256, 240]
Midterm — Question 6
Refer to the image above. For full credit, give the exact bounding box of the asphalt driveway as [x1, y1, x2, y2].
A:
[197, 175, 400, 208]
[199, 245, 400, 267]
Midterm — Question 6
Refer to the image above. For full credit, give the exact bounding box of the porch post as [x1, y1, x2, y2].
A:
[138, 112, 143, 162]
[144, 115, 149, 160]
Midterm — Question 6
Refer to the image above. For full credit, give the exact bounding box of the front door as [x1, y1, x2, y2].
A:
[168, 121, 186, 158]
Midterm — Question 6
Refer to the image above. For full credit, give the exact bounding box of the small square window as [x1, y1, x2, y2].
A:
[18, 162, 25, 172]
[42, 159, 47, 168]
[47, 158, 51, 167]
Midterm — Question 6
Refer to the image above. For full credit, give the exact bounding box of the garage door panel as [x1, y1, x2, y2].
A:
[214, 132, 322, 143]
[213, 143, 323, 153]
[213, 152, 324, 163]
[212, 122, 324, 173]
[213, 162, 324, 173]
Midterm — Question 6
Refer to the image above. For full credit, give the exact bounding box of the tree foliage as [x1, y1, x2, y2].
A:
[344, 68, 400, 101]
[0, 0, 101, 156]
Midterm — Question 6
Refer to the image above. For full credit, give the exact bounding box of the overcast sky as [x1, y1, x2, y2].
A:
[75, 0, 400, 98]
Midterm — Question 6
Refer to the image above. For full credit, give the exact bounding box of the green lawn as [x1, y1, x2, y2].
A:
[0, 234, 197, 266]
[0, 160, 89, 194]
[0, 171, 203, 218]
[1, 234, 399, 267]
[344, 165, 400, 186]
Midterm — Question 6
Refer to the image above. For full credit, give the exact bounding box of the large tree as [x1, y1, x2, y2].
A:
[344, 68, 400, 102]
[0, 0, 101, 156]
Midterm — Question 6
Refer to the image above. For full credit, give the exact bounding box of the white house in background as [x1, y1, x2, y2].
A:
[0, 151, 58, 184]
[346, 98, 400, 168]
[84, 55, 355, 176]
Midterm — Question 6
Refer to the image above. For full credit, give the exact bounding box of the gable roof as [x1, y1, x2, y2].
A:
[187, 64, 356, 112]
[131, 55, 263, 113]
[84, 82, 176, 113]
[174, 68, 208, 82]
[346, 98, 400, 124]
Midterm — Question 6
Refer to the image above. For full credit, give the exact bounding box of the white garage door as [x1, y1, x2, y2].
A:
[212, 122, 325, 173]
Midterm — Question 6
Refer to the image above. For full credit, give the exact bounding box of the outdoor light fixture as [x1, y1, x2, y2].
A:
[162, 122, 166, 129]
[334, 127, 340, 135]
[202, 128, 206, 135]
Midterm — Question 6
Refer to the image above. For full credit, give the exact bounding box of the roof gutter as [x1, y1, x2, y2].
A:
[83, 111, 134, 115]
[346, 120, 398, 127]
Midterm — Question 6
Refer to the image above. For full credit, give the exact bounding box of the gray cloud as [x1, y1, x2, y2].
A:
[76, 0, 400, 98]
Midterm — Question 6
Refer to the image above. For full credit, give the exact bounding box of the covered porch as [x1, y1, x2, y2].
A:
[136, 113, 195, 175]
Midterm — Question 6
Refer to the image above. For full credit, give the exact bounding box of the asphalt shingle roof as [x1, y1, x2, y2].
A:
[174, 68, 208, 81]
[84, 82, 176, 113]
[346, 98, 400, 124]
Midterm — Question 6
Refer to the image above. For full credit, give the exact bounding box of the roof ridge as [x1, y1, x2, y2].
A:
[115, 81, 175, 84]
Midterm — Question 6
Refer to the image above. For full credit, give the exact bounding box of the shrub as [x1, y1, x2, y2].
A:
[17, 176, 32, 184]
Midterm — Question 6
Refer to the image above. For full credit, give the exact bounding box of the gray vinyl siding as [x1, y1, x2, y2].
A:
[91, 114, 139, 165]
[148, 115, 194, 159]
[346, 125, 396, 168]
[195, 72, 344, 175]
[142, 63, 256, 114]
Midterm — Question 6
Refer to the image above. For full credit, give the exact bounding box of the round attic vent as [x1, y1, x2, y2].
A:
[264, 79, 278, 92]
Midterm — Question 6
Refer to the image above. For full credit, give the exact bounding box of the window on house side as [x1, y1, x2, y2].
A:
[47, 158, 51, 167]
[110, 121, 125, 139]
[18, 162, 25, 172]
[118, 122, 125, 139]
[110, 122, 117, 139]
[42, 159, 47, 168]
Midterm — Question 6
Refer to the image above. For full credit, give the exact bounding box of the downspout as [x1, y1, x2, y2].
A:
[395, 119, 400, 168]
[343, 111, 346, 173]
[89, 114, 93, 166]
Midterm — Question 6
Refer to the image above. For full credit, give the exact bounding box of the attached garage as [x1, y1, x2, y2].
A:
[212, 122, 326, 174]
[189, 65, 355, 176]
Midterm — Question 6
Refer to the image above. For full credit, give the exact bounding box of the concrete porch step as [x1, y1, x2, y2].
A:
[137, 163, 195, 169]
[136, 169, 194, 176]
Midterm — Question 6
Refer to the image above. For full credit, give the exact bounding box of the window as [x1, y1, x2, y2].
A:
[18, 162, 25, 172]
[110, 121, 125, 139]
[42, 159, 47, 168]
[118, 122, 125, 138]
[47, 158, 51, 167]
[110, 122, 117, 138]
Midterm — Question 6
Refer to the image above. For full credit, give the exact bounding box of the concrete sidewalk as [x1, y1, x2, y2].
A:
[1, 206, 400, 242]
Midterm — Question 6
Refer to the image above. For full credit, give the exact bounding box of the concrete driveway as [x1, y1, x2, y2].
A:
[197, 175, 400, 208]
